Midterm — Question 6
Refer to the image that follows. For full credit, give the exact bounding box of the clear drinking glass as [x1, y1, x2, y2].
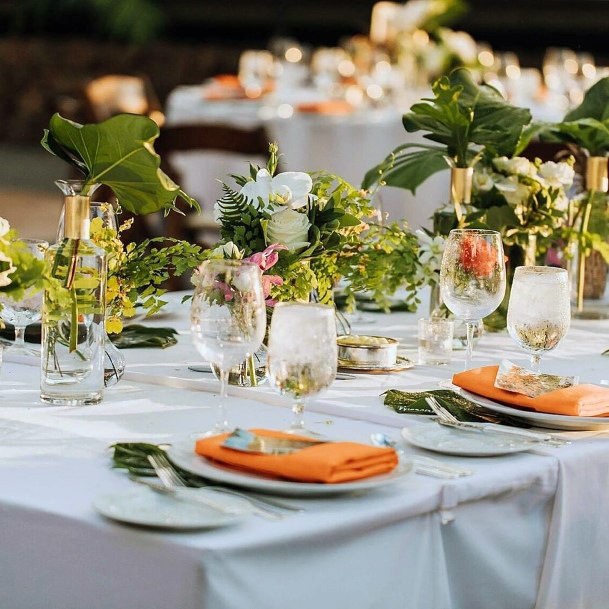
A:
[507, 266, 570, 372]
[190, 260, 266, 435]
[418, 318, 454, 365]
[0, 239, 48, 356]
[440, 229, 506, 370]
[267, 303, 337, 433]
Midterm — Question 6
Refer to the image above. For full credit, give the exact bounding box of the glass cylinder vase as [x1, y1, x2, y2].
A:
[40, 181, 107, 405]
[58, 198, 126, 386]
[571, 157, 609, 319]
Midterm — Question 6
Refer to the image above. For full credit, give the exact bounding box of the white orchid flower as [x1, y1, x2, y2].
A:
[0, 217, 11, 242]
[211, 241, 243, 260]
[240, 169, 313, 211]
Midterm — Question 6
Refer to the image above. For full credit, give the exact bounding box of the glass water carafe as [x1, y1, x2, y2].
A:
[40, 181, 107, 405]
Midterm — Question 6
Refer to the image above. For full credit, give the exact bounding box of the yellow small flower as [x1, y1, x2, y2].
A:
[106, 317, 123, 334]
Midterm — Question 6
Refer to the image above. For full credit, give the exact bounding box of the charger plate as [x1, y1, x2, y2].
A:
[166, 441, 412, 497]
[460, 388, 609, 431]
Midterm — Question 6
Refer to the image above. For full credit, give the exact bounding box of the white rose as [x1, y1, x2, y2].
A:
[266, 208, 311, 251]
[493, 156, 533, 176]
[539, 161, 575, 189]
[473, 170, 495, 192]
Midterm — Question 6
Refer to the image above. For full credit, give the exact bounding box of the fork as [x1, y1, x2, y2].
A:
[147, 453, 297, 520]
[425, 396, 569, 447]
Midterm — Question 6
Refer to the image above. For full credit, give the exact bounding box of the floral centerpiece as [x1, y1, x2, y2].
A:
[540, 77, 609, 315]
[363, 68, 532, 222]
[470, 155, 575, 261]
[206, 144, 421, 312]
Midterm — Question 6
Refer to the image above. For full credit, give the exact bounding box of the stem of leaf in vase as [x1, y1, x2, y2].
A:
[576, 189, 596, 313]
[246, 354, 258, 387]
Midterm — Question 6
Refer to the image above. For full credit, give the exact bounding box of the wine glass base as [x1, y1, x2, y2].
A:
[4, 343, 41, 358]
[283, 425, 327, 439]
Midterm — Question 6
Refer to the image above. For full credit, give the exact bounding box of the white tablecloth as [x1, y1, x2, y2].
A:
[1, 294, 609, 609]
[165, 86, 449, 230]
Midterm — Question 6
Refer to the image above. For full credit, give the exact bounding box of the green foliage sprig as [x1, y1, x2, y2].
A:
[90, 214, 203, 333]
[363, 68, 532, 192]
[542, 77, 609, 156]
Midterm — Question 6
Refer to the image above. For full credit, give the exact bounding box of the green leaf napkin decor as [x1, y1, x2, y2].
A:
[110, 325, 178, 349]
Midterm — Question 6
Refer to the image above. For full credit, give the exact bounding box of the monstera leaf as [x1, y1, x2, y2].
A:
[41, 113, 199, 215]
[540, 78, 609, 156]
[363, 68, 532, 192]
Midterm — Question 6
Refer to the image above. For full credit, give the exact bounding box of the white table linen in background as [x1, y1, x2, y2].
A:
[165, 85, 449, 230]
[0, 292, 608, 608]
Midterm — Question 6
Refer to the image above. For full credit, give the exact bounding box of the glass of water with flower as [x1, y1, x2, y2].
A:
[190, 260, 266, 435]
[267, 302, 337, 434]
[440, 229, 506, 369]
[0, 238, 48, 356]
[507, 266, 570, 372]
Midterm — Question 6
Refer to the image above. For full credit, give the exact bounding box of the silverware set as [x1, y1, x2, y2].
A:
[142, 452, 302, 520]
[424, 396, 570, 448]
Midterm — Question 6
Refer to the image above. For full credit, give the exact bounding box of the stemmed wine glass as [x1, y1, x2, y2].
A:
[190, 260, 266, 435]
[507, 266, 570, 372]
[0, 239, 48, 356]
[267, 302, 337, 434]
[440, 229, 506, 370]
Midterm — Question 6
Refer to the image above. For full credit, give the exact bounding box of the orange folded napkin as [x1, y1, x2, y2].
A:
[195, 429, 398, 483]
[296, 100, 354, 115]
[453, 365, 609, 417]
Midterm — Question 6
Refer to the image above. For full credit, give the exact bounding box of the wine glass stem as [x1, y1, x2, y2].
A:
[530, 354, 541, 373]
[14, 325, 26, 348]
[464, 321, 475, 370]
[291, 399, 306, 431]
[216, 368, 230, 431]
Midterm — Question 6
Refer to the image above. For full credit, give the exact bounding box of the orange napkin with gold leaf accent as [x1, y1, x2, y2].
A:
[453, 365, 609, 417]
[195, 429, 398, 483]
[296, 100, 354, 115]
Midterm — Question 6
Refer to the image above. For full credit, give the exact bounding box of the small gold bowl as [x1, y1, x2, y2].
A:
[337, 335, 399, 369]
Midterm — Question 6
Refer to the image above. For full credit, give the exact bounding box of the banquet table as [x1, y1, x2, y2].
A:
[165, 85, 449, 230]
[1, 292, 609, 609]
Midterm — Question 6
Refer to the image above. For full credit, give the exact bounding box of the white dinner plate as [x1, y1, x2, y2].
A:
[401, 425, 535, 457]
[93, 487, 244, 530]
[166, 441, 412, 497]
[459, 389, 609, 431]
